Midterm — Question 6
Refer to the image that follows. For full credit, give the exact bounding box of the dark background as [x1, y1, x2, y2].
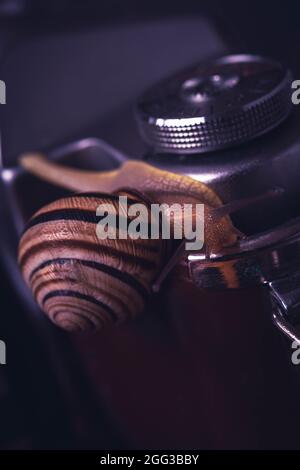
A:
[1, 0, 299, 162]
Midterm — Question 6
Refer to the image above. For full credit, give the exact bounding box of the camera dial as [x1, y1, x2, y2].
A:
[136, 54, 293, 154]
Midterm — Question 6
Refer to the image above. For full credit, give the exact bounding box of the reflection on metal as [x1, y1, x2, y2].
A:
[0, 340, 6, 365]
[0, 80, 6, 104]
[272, 308, 300, 343]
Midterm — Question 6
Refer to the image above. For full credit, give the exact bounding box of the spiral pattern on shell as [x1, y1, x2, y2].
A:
[18, 193, 166, 332]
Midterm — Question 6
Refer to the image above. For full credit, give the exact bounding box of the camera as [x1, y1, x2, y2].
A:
[1, 6, 300, 451]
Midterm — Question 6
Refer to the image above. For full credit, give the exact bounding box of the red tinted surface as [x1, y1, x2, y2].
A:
[73, 282, 300, 449]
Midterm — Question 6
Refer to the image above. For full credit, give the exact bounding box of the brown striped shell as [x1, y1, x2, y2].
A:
[18, 192, 167, 332]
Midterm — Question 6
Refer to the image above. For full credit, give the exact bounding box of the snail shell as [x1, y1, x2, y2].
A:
[18, 192, 167, 332]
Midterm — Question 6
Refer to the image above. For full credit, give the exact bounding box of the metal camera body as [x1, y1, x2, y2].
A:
[2, 54, 300, 338]
[2, 53, 300, 344]
[136, 54, 300, 342]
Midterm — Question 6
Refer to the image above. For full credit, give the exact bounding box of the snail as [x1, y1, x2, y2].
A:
[18, 153, 241, 332]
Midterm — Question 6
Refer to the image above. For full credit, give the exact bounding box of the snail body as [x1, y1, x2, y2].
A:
[18, 154, 239, 331]
[20, 154, 238, 253]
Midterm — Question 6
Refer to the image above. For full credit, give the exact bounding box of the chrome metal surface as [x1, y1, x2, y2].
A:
[272, 309, 300, 343]
[189, 219, 300, 289]
[269, 270, 300, 326]
[137, 54, 293, 154]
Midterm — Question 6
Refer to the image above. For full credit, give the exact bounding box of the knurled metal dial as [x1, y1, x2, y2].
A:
[136, 54, 293, 154]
